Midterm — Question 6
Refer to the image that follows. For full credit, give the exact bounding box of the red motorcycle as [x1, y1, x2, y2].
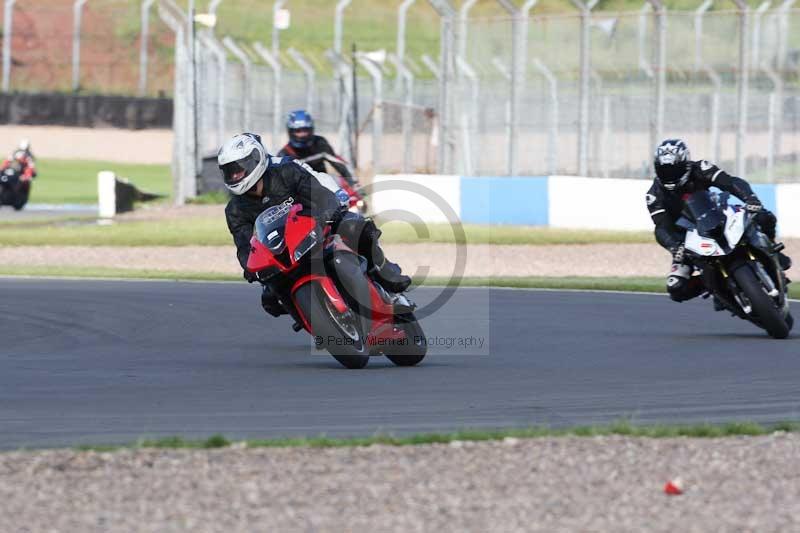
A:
[246, 200, 426, 369]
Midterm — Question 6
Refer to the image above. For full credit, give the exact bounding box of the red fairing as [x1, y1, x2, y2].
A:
[246, 236, 281, 273]
[290, 274, 349, 333]
[285, 210, 318, 265]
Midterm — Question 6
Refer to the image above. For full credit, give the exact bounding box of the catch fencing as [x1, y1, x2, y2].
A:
[5, 2, 800, 203]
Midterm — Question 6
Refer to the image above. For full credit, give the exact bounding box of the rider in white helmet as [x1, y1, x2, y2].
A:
[219, 133, 411, 317]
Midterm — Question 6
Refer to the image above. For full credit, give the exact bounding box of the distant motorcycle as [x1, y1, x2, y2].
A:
[0, 162, 30, 210]
[679, 190, 792, 339]
[297, 152, 367, 214]
[246, 199, 426, 369]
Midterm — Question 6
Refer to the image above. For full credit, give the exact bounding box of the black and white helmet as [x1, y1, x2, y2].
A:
[218, 133, 268, 195]
[654, 138, 691, 191]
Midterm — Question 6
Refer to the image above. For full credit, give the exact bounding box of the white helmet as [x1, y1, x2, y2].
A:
[18, 139, 30, 152]
[218, 133, 268, 195]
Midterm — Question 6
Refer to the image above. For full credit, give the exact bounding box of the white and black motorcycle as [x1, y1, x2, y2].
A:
[678, 190, 792, 339]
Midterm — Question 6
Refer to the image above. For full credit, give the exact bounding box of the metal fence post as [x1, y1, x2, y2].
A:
[254, 42, 283, 147]
[777, 0, 796, 72]
[389, 53, 415, 173]
[288, 48, 316, 114]
[762, 62, 782, 182]
[208, 0, 223, 16]
[532, 58, 559, 176]
[733, 0, 750, 177]
[355, 54, 383, 174]
[648, 0, 666, 148]
[2, 0, 17, 92]
[428, 0, 456, 175]
[455, 55, 478, 176]
[457, 0, 477, 63]
[571, 0, 597, 176]
[198, 33, 227, 148]
[693, 0, 712, 71]
[222, 37, 253, 132]
[702, 64, 722, 163]
[272, 0, 288, 55]
[498, 0, 524, 176]
[752, 1, 771, 69]
[397, 0, 417, 65]
[72, 0, 88, 92]
[158, 0, 191, 205]
[492, 57, 513, 165]
[638, 3, 654, 78]
[139, 0, 156, 96]
[421, 54, 441, 78]
[334, 0, 352, 55]
[324, 49, 354, 164]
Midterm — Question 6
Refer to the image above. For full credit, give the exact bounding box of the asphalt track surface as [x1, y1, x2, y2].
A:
[1, 278, 799, 450]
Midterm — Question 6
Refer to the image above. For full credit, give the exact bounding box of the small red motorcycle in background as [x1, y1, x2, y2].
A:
[246, 200, 426, 369]
[297, 153, 367, 214]
[0, 162, 31, 210]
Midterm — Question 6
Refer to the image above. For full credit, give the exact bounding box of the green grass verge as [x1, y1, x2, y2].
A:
[0, 216, 648, 247]
[30, 159, 172, 205]
[72, 420, 800, 453]
[377, 222, 651, 245]
[0, 216, 228, 246]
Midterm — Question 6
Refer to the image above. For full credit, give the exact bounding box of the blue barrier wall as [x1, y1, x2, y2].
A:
[460, 177, 548, 225]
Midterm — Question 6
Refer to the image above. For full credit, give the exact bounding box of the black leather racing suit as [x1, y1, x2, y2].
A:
[277, 135, 356, 187]
[646, 159, 779, 302]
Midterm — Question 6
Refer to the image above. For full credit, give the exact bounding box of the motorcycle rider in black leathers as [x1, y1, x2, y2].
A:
[647, 138, 792, 303]
[220, 133, 410, 317]
[277, 110, 357, 188]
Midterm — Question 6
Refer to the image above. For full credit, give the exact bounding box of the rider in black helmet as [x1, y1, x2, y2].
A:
[646, 138, 792, 303]
[277, 110, 357, 187]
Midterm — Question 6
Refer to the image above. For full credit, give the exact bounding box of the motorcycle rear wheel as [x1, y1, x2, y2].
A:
[733, 264, 791, 339]
[293, 283, 370, 369]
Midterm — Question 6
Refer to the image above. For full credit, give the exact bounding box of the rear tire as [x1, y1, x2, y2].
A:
[733, 264, 790, 339]
[384, 313, 427, 367]
[293, 283, 370, 369]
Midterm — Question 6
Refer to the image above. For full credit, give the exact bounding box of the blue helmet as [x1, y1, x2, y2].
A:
[287, 110, 315, 149]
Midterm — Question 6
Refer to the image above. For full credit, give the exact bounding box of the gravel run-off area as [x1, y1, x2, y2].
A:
[2, 240, 799, 278]
[2, 434, 799, 533]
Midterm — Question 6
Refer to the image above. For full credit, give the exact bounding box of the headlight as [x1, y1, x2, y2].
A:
[293, 230, 318, 262]
[356, 200, 365, 208]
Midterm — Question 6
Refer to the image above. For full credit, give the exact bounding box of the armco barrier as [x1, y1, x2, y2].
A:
[372, 174, 798, 237]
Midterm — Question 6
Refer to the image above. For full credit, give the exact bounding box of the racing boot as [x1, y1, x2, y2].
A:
[778, 252, 792, 271]
[771, 241, 792, 271]
[371, 258, 412, 294]
[261, 285, 288, 317]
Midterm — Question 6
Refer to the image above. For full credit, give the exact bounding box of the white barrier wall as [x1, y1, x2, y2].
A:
[371, 174, 461, 223]
[776, 184, 800, 238]
[547, 176, 653, 231]
[370, 174, 800, 237]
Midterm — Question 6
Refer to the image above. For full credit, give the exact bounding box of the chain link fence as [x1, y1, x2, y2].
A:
[6, 2, 800, 203]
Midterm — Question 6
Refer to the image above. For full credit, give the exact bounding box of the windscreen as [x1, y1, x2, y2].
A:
[684, 191, 725, 237]
[254, 203, 292, 251]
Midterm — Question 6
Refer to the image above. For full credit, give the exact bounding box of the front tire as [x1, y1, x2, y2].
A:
[384, 313, 427, 367]
[293, 283, 370, 369]
[733, 264, 791, 339]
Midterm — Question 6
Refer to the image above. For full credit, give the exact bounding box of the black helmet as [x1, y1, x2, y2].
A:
[286, 109, 314, 149]
[654, 139, 691, 191]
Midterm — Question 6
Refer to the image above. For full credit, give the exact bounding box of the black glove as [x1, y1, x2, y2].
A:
[671, 244, 686, 264]
[243, 269, 258, 283]
[745, 196, 763, 213]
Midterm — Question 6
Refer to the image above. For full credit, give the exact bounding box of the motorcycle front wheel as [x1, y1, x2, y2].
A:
[733, 264, 791, 339]
[293, 283, 370, 369]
